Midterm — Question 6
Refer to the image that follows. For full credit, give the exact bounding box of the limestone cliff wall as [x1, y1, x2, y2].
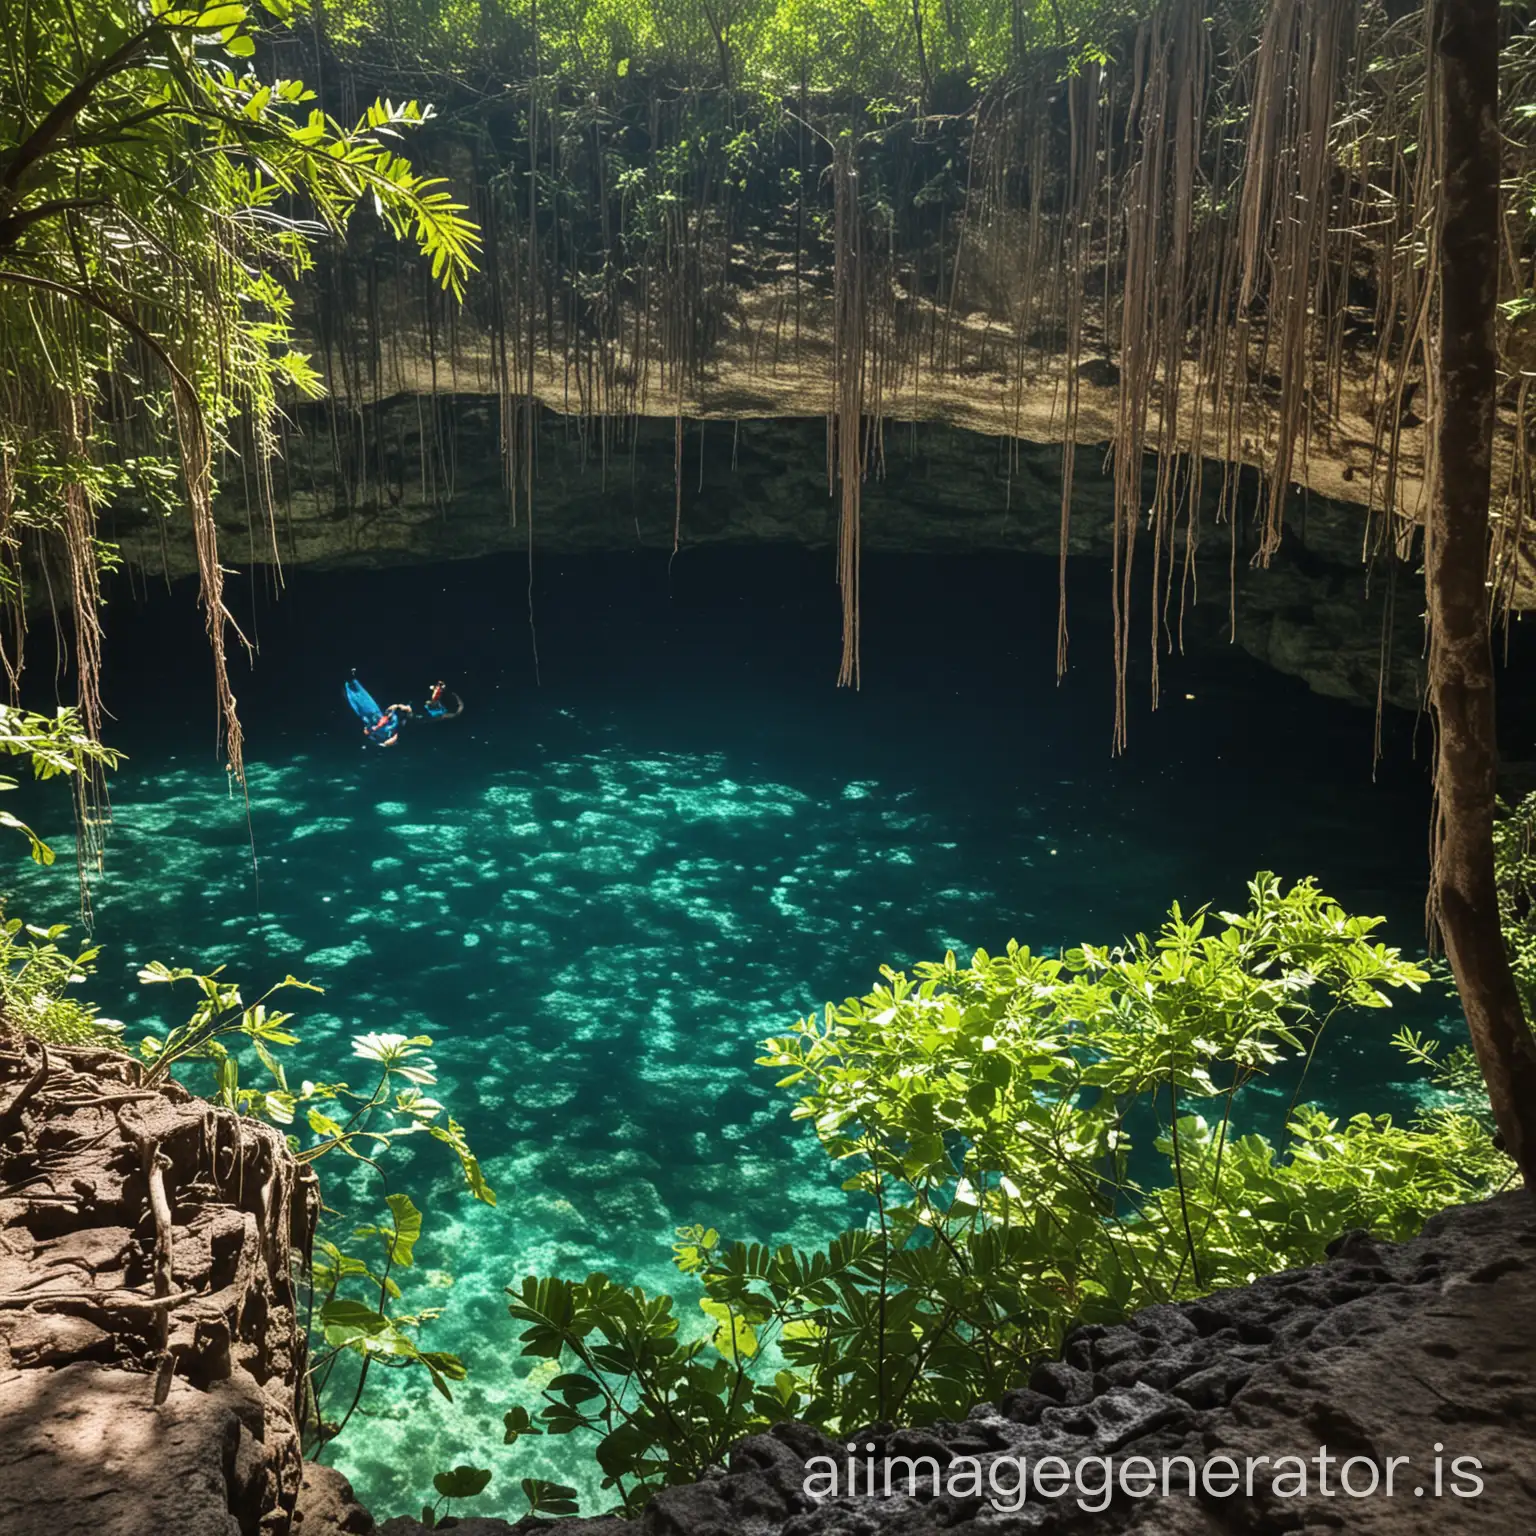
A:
[108, 402, 1425, 711]
[0, 1036, 317, 1536]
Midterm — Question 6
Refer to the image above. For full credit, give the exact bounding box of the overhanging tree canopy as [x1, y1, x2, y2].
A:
[0, 0, 478, 799]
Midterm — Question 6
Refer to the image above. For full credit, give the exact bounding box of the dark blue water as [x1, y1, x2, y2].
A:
[8, 546, 1460, 1516]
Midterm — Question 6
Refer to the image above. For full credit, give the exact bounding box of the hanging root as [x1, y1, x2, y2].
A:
[173, 381, 247, 785]
[62, 0, 1518, 751]
[833, 136, 864, 691]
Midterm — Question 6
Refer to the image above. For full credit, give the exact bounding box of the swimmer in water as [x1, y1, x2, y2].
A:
[344, 671, 413, 747]
[423, 680, 463, 720]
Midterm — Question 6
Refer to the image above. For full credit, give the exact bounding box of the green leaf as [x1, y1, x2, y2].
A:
[521, 1479, 580, 1517]
[353, 1192, 422, 1268]
[429, 1116, 496, 1205]
[307, 1106, 344, 1139]
[699, 1298, 757, 1361]
[432, 1466, 491, 1501]
[418, 1350, 468, 1400]
[548, 1371, 603, 1404]
[167, 4, 248, 26]
[503, 1404, 543, 1444]
[318, 1298, 390, 1348]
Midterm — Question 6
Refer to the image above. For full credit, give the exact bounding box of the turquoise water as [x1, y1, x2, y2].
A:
[8, 549, 1457, 1518]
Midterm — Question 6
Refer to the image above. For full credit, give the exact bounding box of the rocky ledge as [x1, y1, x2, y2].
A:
[0, 1035, 317, 1536]
[328, 1190, 1535, 1536]
[106, 403, 1426, 711]
[5, 1042, 1530, 1536]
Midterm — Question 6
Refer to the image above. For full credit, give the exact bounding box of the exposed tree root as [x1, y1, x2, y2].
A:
[0, 1038, 317, 1533]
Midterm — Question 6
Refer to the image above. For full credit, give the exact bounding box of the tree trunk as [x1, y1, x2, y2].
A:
[1426, 0, 1536, 1190]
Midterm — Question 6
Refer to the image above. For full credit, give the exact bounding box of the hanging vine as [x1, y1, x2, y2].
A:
[26, 0, 1536, 765]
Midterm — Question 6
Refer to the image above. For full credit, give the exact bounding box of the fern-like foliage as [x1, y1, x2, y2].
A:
[0, 2, 479, 773]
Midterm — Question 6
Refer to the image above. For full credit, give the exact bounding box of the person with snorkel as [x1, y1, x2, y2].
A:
[344, 671, 413, 747]
[423, 680, 463, 720]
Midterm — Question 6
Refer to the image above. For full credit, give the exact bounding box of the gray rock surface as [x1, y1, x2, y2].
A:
[367, 1193, 1534, 1535]
[0, 1038, 317, 1536]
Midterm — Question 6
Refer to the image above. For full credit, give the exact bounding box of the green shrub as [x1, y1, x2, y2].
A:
[125, 964, 497, 1438]
[0, 911, 120, 1047]
[497, 875, 1510, 1516]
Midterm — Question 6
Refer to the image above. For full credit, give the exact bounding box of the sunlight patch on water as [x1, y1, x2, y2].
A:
[7, 720, 1439, 1524]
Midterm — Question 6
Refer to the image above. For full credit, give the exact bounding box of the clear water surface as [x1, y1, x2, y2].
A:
[8, 546, 1459, 1518]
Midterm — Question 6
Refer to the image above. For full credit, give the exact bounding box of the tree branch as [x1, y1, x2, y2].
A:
[1426, 0, 1536, 1192]
[0, 24, 164, 204]
[0, 196, 110, 250]
[0, 266, 199, 400]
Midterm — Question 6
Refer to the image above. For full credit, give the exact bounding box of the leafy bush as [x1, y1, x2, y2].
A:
[321, 0, 1139, 95]
[0, 705, 123, 1045]
[0, 704, 121, 869]
[496, 875, 1510, 1516]
[0, 913, 120, 1047]
[126, 964, 497, 1440]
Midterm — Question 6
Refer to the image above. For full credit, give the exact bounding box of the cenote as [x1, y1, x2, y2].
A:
[11, 6, 1536, 1532]
[9, 542, 1467, 1516]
